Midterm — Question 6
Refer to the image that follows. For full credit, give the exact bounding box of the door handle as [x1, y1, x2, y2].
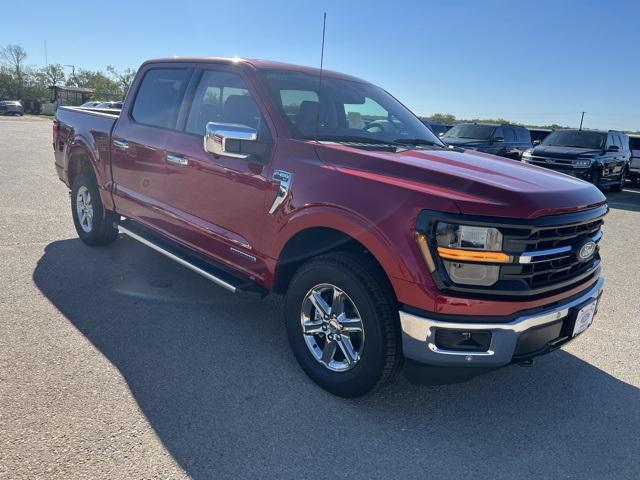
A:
[113, 139, 129, 150]
[167, 153, 189, 166]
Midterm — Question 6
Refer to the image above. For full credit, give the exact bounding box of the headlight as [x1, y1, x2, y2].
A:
[417, 223, 511, 286]
[573, 158, 593, 168]
[436, 223, 504, 251]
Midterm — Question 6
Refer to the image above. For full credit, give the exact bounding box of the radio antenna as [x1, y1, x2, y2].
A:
[315, 12, 327, 143]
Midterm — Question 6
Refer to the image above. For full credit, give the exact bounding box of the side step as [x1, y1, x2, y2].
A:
[116, 219, 268, 300]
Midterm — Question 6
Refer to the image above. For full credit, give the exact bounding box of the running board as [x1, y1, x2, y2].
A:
[116, 220, 268, 300]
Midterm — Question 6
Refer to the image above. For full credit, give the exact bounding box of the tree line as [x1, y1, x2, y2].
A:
[0, 44, 135, 102]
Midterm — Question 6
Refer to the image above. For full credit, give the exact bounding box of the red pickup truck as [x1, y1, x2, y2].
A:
[53, 57, 607, 397]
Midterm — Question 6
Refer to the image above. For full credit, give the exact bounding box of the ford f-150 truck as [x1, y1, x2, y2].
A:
[53, 57, 607, 397]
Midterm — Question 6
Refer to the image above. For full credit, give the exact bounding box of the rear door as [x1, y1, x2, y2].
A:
[602, 134, 621, 181]
[629, 136, 640, 173]
[161, 65, 275, 278]
[111, 65, 192, 229]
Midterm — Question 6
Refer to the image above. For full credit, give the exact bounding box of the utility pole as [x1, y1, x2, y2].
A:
[64, 64, 77, 85]
[579, 111, 585, 130]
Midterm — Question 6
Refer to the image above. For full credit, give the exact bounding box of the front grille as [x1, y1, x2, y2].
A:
[529, 156, 574, 166]
[500, 217, 603, 292]
[416, 206, 607, 298]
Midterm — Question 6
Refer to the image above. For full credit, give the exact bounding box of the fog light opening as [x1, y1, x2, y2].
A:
[434, 329, 491, 352]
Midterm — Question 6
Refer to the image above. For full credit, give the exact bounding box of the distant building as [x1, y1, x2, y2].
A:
[49, 85, 95, 107]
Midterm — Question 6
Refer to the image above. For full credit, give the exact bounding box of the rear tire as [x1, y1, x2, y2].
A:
[285, 252, 402, 397]
[71, 171, 118, 246]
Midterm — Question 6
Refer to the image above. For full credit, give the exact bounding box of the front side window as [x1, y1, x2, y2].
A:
[503, 127, 516, 142]
[259, 70, 442, 146]
[542, 130, 605, 150]
[131, 68, 190, 129]
[443, 124, 496, 141]
[186, 69, 268, 139]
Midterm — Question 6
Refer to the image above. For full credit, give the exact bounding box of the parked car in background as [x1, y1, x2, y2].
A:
[53, 57, 607, 397]
[0, 100, 24, 116]
[420, 119, 448, 137]
[441, 123, 532, 160]
[529, 128, 552, 144]
[522, 129, 630, 191]
[80, 101, 102, 108]
[94, 101, 123, 109]
[628, 134, 640, 185]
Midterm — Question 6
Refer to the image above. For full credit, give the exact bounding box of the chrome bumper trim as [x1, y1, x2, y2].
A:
[399, 277, 604, 367]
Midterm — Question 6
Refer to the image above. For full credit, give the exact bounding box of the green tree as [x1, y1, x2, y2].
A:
[40, 63, 66, 86]
[427, 113, 457, 124]
[0, 44, 28, 98]
[70, 69, 121, 100]
[106, 65, 136, 97]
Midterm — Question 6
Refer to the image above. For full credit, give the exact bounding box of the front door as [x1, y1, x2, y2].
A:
[162, 67, 275, 280]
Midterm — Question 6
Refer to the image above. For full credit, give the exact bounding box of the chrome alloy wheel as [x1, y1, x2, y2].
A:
[76, 186, 94, 233]
[300, 283, 365, 372]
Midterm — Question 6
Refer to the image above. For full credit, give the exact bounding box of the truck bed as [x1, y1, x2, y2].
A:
[53, 106, 120, 195]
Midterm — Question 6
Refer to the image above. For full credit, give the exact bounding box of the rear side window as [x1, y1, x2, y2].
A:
[629, 137, 640, 151]
[518, 127, 531, 143]
[619, 135, 629, 151]
[131, 68, 190, 129]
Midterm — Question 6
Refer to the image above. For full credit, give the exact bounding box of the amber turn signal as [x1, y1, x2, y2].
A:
[436, 247, 512, 263]
[415, 233, 437, 272]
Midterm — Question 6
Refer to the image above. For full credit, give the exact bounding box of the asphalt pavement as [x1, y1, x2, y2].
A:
[1, 116, 638, 479]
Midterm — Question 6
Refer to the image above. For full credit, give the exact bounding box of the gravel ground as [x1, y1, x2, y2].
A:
[1, 116, 638, 479]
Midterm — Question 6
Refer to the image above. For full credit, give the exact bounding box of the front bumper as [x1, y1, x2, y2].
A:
[400, 277, 604, 372]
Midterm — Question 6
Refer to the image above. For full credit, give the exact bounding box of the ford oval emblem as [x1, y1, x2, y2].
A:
[578, 241, 597, 261]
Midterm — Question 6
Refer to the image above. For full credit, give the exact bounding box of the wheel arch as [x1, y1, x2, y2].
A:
[271, 208, 411, 299]
[65, 135, 114, 211]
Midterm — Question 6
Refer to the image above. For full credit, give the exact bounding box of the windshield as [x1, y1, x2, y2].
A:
[442, 124, 495, 140]
[258, 70, 443, 147]
[542, 130, 605, 149]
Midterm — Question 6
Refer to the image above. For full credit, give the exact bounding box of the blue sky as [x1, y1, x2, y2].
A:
[2, 0, 639, 130]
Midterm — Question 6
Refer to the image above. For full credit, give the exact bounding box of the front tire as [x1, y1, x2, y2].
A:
[285, 252, 402, 397]
[610, 168, 627, 192]
[71, 171, 118, 246]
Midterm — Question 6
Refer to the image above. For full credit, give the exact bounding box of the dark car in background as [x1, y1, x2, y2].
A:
[441, 123, 532, 160]
[628, 134, 640, 185]
[420, 119, 449, 137]
[522, 129, 630, 191]
[0, 100, 24, 116]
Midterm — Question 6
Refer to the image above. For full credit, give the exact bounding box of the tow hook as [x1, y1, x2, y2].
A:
[518, 358, 535, 367]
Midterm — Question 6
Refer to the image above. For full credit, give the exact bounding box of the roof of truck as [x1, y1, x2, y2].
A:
[141, 56, 369, 83]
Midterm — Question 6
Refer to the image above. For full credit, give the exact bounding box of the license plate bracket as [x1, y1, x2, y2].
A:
[569, 298, 599, 338]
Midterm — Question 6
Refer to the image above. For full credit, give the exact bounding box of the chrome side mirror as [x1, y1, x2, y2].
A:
[204, 122, 258, 159]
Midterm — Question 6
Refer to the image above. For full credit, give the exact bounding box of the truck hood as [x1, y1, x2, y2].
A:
[531, 145, 602, 159]
[315, 143, 606, 219]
